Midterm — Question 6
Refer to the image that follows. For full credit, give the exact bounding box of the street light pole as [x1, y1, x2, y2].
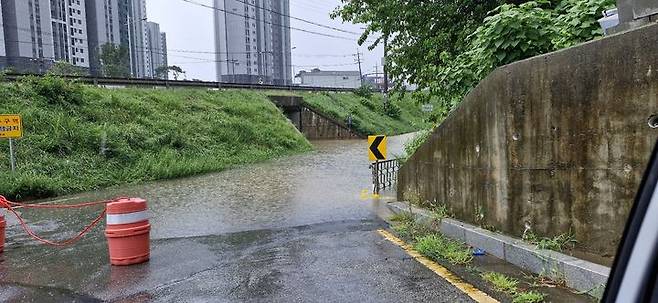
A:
[290, 46, 296, 85]
[126, 15, 134, 77]
[124, 16, 147, 78]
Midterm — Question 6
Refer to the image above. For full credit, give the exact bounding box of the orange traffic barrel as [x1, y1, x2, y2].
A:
[0, 213, 5, 253]
[105, 198, 150, 266]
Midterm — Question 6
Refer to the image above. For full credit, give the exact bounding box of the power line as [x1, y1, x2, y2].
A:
[295, 63, 357, 67]
[2, 20, 367, 60]
[173, 60, 357, 68]
[233, 0, 360, 36]
[164, 53, 356, 67]
[179, 0, 364, 42]
[3, 38, 359, 73]
[163, 47, 352, 57]
[289, 0, 332, 14]
[1, 10, 366, 64]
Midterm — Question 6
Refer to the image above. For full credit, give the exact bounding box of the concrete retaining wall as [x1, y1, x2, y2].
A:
[398, 24, 658, 258]
[298, 106, 361, 140]
[269, 96, 361, 140]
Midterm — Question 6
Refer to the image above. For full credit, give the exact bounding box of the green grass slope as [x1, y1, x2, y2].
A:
[300, 91, 434, 136]
[0, 77, 312, 200]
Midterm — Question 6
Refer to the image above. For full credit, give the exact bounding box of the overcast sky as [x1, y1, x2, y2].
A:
[145, 0, 384, 81]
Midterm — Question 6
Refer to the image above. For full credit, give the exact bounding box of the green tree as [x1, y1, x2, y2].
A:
[553, 0, 615, 48]
[167, 65, 185, 80]
[334, 0, 612, 114]
[468, 1, 558, 77]
[154, 65, 169, 79]
[47, 61, 87, 77]
[100, 43, 131, 78]
[354, 84, 373, 99]
[332, 0, 506, 103]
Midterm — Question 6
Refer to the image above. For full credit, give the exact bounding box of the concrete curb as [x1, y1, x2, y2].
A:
[387, 202, 610, 299]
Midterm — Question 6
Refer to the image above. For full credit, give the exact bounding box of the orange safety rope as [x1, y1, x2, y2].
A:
[0, 195, 114, 247]
[7, 199, 115, 209]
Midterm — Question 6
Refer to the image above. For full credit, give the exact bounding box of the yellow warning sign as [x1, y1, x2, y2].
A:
[368, 135, 387, 162]
[0, 115, 22, 139]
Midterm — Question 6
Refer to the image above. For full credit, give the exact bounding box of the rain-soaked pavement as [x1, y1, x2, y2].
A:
[0, 134, 590, 302]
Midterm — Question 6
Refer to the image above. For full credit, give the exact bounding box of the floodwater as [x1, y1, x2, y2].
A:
[0, 133, 592, 302]
[4, 134, 413, 244]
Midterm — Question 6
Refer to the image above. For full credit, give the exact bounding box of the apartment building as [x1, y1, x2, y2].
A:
[50, 0, 90, 68]
[146, 21, 167, 79]
[119, 0, 150, 77]
[213, 0, 292, 84]
[160, 32, 167, 72]
[0, 2, 6, 68]
[0, 0, 160, 77]
[86, 0, 121, 76]
[1, 0, 55, 73]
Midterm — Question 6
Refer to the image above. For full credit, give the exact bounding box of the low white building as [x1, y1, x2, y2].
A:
[296, 69, 362, 88]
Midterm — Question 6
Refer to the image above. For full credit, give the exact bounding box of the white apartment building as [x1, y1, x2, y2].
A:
[214, 0, 292, 85]
[50, 0, 90, 68]
[1, 0, 56, 72]
[86, 0, 121, 76]
[0, 0, 159, 77]
[146, 21, 167, 79]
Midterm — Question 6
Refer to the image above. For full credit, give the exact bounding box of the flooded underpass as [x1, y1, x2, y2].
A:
[3, 134, 412, 241]
[0, 134, 592, 302]
[4, 134, 466, 302]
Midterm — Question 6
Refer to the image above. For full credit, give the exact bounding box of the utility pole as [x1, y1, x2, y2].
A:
[354, 50, 364, 86]
[373, 64, 380, 91]
[383, 37, 389, 95]
[383, 37, 389, 107]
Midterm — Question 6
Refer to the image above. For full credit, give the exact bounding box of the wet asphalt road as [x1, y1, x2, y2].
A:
[0, 134, 475, 302]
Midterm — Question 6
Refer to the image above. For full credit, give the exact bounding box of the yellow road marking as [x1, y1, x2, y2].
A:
[360, 189, 380, 200]
[377, 229, 499, 303]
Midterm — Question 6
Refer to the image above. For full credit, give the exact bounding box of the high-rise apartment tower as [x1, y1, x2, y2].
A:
[213, 0, 291, 85]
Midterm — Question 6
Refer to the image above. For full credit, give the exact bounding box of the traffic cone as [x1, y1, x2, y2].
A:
[105, 198, 151, 266]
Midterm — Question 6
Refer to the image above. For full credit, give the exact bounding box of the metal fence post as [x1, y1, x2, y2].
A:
[370, 159, 401, 195]
[9, 138, 16, 172]
[374, 160, 380, 194]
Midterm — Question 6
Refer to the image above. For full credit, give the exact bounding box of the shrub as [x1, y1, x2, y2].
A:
[21, 75, 85, 106]
[468, 1, 558, 79]
[382, 102, 401, 119]
[553, 0, 615, 49]
[359, 97, 378, 110]
[354, 84, 373, 99]
[403, 129, 432, 159]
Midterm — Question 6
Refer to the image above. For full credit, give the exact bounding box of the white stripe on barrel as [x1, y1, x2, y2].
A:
[106, 210, 149, 225]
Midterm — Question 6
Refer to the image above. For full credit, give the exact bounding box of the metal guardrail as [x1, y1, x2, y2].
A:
[1, 73, 356, 92]
[370, 159, 401, 194]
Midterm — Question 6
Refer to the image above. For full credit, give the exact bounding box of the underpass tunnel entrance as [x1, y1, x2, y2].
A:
[268, 95, 362, 140]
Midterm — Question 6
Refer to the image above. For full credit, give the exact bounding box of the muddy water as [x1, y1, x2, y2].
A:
[4, 134, 413, 242]
[0, 133, 595, 303]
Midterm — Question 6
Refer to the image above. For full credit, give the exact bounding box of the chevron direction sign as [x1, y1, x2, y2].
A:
[368, 135, 387, 162]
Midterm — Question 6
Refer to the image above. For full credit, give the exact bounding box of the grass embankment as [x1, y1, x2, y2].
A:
[0, 77, 312, 200]
[300, 91, 434, 136]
